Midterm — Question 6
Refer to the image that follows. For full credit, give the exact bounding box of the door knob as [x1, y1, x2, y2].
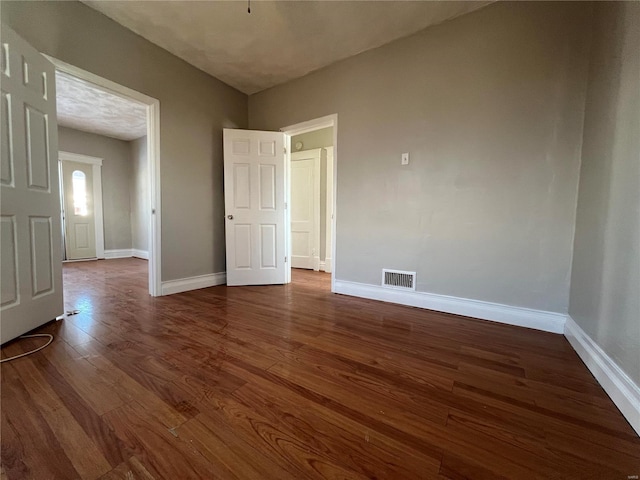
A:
[227, 215, 234, 220]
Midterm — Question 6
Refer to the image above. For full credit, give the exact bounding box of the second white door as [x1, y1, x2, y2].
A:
[223, 129, 287, 286]
[291, 149, 320, 271]
[61, 160, 96, 260]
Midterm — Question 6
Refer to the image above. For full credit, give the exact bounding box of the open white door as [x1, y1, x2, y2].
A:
[1, 25, 64, 344]
[223, 129, 287, 286]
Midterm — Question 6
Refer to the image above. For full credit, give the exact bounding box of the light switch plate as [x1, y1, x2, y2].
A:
[401, 152, 409, 165]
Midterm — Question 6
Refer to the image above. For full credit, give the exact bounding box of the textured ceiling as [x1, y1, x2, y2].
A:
[83, 1, 492, 95]
[56, 71, 147, 141]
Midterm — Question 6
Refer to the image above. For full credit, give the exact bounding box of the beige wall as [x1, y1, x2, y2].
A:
[250, 2, 592, 313]
[2, 0, 247, 281]
[569, 2, 640, 384]
[292, 127, 334, 261]
[292, 127, 333, 152]
[57, 127, 132, 251]
[130, 136, 149, 253]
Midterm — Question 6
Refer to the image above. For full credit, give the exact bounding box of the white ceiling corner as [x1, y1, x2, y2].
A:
[56, 70, 147, 141]
[82, 1, 493, 95]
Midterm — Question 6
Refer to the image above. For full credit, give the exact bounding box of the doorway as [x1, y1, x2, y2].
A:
[221, 115, 337, 291]
[282, 115, 338, 291]
[49, 57, 162, 296]
[59, 154, 101, 261]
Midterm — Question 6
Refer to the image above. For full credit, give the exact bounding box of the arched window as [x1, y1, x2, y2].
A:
[72, 170, 87, 216]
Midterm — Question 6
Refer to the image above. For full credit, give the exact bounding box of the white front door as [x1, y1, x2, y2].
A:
[61, 160, 97, 260]
[291, 149, 320, 270]
[223, 129, 287, 286]
[1, 25, 64, 344]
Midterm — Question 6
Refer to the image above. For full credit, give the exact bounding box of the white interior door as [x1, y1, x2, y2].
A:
[1, 25, 64, 344]
[61, 160, 97, 260]
[291, 149, 320, 270]
[223, 129, 287, 286]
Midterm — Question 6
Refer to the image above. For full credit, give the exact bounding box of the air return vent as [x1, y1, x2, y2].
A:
[382, 269, 416, 291]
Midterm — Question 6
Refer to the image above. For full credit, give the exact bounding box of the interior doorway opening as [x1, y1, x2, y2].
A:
[49, 57, 162, 297]
[282, 115, 338, 291]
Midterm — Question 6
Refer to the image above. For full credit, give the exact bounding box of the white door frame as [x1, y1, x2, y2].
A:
[44, 56, 162, 297]
[59, 151, 104, 260]
[281, 114, 338, 292]
[324, 146, 334, 273]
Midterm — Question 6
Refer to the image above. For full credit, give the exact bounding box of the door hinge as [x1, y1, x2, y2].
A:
[284, 202, 287, 210]
[285, 256, 287, 263]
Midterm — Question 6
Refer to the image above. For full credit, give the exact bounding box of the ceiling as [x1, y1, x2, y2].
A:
[56, 71, 147, 141]
[83, 1, 492, 95]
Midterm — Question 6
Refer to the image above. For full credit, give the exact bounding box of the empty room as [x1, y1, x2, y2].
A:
[1, 1, 639, 479]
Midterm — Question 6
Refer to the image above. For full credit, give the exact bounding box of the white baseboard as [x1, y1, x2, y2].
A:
[132, 249, 149, 260]
[104, 249, 133, 259]
[63, 257, 98, 263]
[333, 279, 566, 334]
[104, 249, 148, 260]
[161, 272, 227, 296]
[564, 316, 640, 436]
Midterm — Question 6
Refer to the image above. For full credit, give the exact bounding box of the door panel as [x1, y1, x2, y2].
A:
[25, 105, 50, 190]
[0, 215, 18, 307]
[1, 92, 14, 186]
[223, 129, 286, 286]
[61, 160, 97, 260]
[234, 224, 252, 269]
[291, 150, 320, 270]
[22, 50, 50, 98]
[259, 140, 275, 156]
[260, 224, 277, 268]
[233, 163, 250, 208]
[74, 224, 89, 248]
[29, 216, 54, 297]
[0, 24, 63, 344]
[259, 164, 276, 210]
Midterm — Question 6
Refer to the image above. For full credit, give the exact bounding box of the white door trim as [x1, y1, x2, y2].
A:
[45, 56, 162, 297]
[59, 151, 104, 259]
[324, 146, 334, 273]
[282, 114, 338, 291]
[282, 114, 336, 136]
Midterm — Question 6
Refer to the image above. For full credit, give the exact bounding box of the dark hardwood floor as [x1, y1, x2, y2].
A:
[1, 258, 639, 479]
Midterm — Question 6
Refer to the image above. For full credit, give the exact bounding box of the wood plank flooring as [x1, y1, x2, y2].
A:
[2, 258, 639, 479]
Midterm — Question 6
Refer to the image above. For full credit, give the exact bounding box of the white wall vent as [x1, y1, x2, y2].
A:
[382, 269, 416, 291]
